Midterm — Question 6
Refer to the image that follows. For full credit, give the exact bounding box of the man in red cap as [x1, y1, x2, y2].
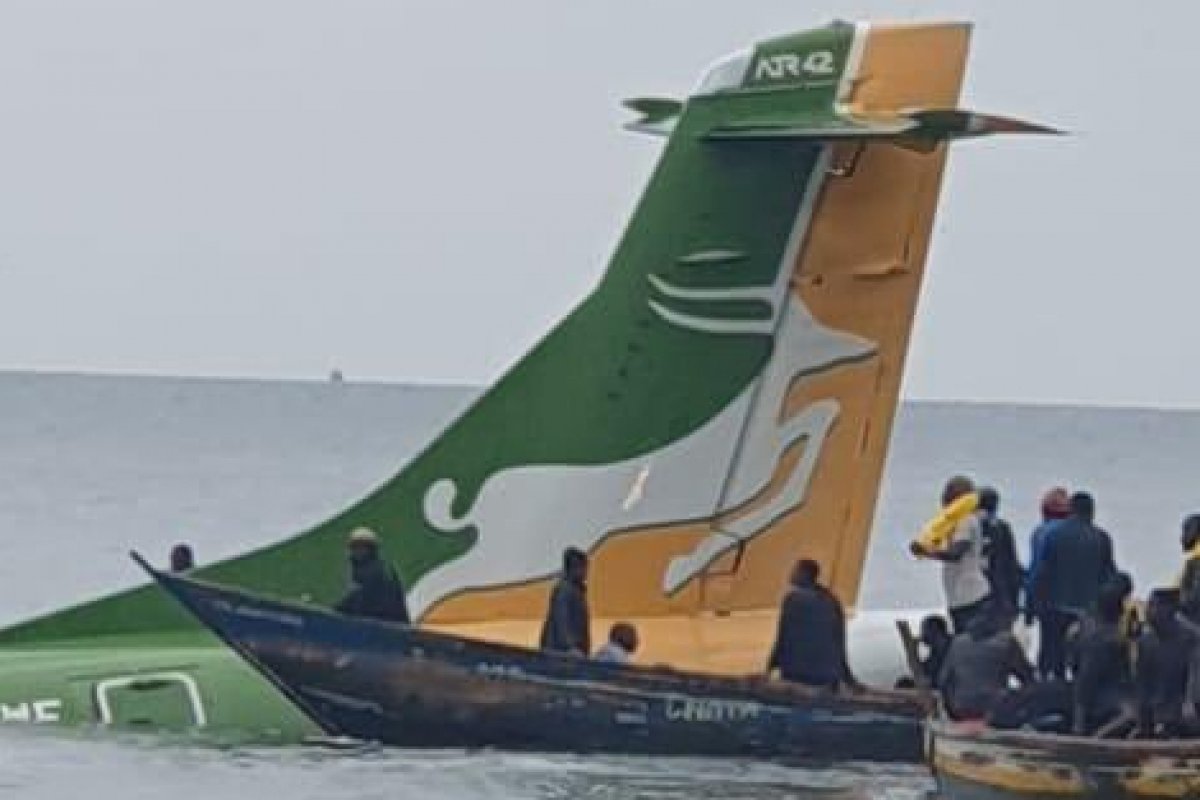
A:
[1025, 487, 1070, 676]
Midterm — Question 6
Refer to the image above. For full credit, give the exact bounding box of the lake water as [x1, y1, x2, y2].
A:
[2, 370, 1198, 797]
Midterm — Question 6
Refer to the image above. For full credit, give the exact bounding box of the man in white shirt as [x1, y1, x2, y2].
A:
[593, 622, 639, 665]
[911, 475, 993, 633]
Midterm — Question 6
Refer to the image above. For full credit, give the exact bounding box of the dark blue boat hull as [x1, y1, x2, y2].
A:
[145, 564, 928, 761]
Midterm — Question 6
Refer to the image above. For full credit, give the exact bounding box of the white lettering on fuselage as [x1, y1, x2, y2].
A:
[0, 699, 62, 724]
[664, 695, 761, 723]
[476, 663, 526, 681]
[753, 50, 835, 82]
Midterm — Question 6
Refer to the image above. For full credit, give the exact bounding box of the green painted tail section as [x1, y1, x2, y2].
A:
[0, 24, 859, 645]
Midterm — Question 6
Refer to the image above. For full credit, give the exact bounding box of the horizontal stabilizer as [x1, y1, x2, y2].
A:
[623, 97, 683, 136]
[706, 108, 1061, 150]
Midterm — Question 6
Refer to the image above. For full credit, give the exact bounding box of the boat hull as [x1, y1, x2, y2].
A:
[148, 565, 927, 761]
[931, 721, 1200, 799]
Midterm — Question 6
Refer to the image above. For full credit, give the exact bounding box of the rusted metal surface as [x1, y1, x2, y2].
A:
[931, 720, 1200, 799]
[149, 566, 928, 761]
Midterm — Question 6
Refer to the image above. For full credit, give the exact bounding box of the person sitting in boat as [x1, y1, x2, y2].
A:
[765, 558, 861, 691]
[539, 547, 590, 656]
[1069, 581, 1133, 736]
[978, 487, 1023, 625]
[1178, 514, 1200, 623]
[333, 528, 411, 625]
[594, 622, 638, 665]
[1033, 491, 1118, 681]
[169, 543, 195, 573]
[938, 601, 1034, 721]
[1136, 588, 1200, 738]
[910, 475, 992, 633]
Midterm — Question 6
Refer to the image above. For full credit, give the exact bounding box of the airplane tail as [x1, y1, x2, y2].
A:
[0, 21, 1052, 672]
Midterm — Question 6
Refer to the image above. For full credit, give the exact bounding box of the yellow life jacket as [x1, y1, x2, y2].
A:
[914, 492, 979, 553]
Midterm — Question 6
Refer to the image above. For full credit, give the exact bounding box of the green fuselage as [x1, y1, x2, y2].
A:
[0, 631, 316, 740]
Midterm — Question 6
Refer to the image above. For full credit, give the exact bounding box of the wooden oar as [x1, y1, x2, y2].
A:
[896, 619, 942, 718]
[896, 619, 929, 691]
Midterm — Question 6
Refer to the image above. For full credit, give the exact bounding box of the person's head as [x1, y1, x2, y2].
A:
[1110, 571, 1134, 602]
[609, 622, 639, 654]
[791, 558, 821, 588]
[1147, 588, 1181, 633]
[1182, 514, 1200, 553]
[1069, 491, 1096, 522]
[977, 486, 1000, 516]
[941, 475, 975, 507]
[1095, 581, 1125, 624]
[563, 547, 588, 583]
[169, 544, 194, 573]
[347, 528, 381, 565]
[1040, 487, 1071, 521]
[919, 615, 951, 647]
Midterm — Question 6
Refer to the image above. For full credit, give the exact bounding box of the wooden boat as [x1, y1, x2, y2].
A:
[138, 555, 928, 761]
[931, 719, 1200, 799]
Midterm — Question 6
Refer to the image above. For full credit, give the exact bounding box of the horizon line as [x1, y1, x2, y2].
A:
[2, 366, 1198, 415]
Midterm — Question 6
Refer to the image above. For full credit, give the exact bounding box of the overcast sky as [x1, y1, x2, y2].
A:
[0, 1, 1193, 407]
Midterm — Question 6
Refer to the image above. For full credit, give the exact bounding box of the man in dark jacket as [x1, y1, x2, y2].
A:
[766, 559, 859, 690]
[334, 528, 411, 624]
[978, 487, 1023, 621]
[1070, 582, 1133, 735]
[939, 603, 1035, 720]
[1179, 515, 1200, 624]
[1137, 588, 1200, 738]
[1035, 492, 1117, 679]
[540, 547, 591, 655]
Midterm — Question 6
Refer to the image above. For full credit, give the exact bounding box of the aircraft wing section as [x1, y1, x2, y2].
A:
[706, 108, 1060, 149]
[623, 97, 684, 136]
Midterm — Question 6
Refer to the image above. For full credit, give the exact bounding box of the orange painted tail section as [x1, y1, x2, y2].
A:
[728, 22, 973, 612]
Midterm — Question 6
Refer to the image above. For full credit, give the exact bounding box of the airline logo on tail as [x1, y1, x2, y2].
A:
[409, 24, 875, 616]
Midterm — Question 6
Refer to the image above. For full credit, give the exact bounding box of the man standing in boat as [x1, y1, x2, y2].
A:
[765, 559, 861, 691]
[540, 547, 591, 656]
[334, 528, 411, 624]
[1025, 486, 1071, 675]
[1034, 491, 1117, 679]
[910, 476, 992, 633]
[977, 486, 1023, 624]
[1178, 514, 1200, 623]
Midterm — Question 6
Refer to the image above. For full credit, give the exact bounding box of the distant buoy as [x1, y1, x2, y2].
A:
[329, 369, 345, 384]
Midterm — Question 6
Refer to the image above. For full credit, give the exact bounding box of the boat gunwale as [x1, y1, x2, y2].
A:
[161, 567, 928, 716]
[931, 718, 1200, 761]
